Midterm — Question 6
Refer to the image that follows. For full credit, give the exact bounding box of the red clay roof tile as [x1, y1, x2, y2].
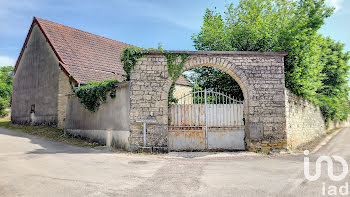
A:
[176, 76, 192, 86]
[15, 17, 192, 86]
[35, 17, 133, 83]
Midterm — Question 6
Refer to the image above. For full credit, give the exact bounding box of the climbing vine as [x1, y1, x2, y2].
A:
[120, 47, 146, 81]
[168, 82, 178, 106]
[163, 53, 189, 105]
[75, 79, 119, 112]
[75, 47, 190, 112]
[121, 47, 190, 106]
[120, 47, 189, 82]
[163, 53, 189, 82]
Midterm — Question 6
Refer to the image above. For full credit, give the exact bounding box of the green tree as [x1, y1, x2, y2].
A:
[317, 37, 350, 120]
[186, 67, 243, 100]
[192, 0, 349, 121]
[193, 0, 333, 98]
[0, 97, 8, 117]
[0, 66, 14, 116]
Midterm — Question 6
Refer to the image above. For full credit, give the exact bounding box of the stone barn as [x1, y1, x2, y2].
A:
[11, 17, 191, 129]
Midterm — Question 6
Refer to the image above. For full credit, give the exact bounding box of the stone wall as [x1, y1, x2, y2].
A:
[285, 89, 350, 150]
[64, 83, 130, 149]
[129, 57, 170, 151]
[129, 51, 288, 151]
[327, 118, 350, 131]
[285, 89, 326, 149]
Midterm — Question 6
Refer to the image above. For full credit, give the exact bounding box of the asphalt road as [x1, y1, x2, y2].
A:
[0, 126, 349, 197]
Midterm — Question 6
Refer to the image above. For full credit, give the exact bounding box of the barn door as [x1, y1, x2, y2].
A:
[168, 89, 245, 151]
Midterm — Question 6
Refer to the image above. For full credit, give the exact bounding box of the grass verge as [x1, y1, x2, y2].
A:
[0, 117, 101, 148]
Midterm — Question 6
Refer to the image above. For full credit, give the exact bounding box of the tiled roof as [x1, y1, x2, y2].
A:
[36, 17, 133, 83]
[176, 76, 192, 86]
[15, 17, 193, 86]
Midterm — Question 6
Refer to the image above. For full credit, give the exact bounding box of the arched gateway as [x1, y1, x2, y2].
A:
[129, 51, 288, 152]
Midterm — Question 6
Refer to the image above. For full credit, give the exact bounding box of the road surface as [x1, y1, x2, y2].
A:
[0, 126, 349, 196]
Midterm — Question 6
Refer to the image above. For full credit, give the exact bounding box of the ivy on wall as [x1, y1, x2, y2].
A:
[120, 47, 189, 82]
[163, 53, 189, 105]
[168, 82, 178, 106]
[120, 47, 190, 106]
[163, 53, 189, 82]
[76, 47, 190, 112]
[75, 80, 119, 112]
[120, 47, 146, 81]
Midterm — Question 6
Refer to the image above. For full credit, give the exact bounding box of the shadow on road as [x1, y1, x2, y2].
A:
[0, 127, 110, 155]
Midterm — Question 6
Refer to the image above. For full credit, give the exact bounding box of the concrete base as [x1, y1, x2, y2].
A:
[65, 129, 130, 150]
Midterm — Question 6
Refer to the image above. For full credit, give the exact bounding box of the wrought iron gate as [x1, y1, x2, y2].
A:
[168, 89, 245, 151]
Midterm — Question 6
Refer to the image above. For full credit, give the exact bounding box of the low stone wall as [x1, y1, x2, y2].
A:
[64, 83, 130, 150]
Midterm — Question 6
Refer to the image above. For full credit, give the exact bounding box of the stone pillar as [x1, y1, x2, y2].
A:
[129, 55, 171, 151]
[242, 56, 287, 151]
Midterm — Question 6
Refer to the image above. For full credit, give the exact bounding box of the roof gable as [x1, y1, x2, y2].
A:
[15, 17, 193, 87]
[15, 17, 133, 84]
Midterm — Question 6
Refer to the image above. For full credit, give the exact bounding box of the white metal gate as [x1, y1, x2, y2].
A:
[168, 89, 245, 151]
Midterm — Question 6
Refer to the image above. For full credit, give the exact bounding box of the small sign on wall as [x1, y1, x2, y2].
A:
[249, 122, 263, 139]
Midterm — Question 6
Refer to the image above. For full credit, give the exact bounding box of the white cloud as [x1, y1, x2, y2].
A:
[326, 0, 344, 12]
[0, 56, 16, 66]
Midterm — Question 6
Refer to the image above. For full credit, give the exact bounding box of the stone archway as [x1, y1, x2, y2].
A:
[128, 51, 288, 152]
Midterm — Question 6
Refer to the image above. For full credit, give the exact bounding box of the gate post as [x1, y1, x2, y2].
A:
[128, 55, 171, 152]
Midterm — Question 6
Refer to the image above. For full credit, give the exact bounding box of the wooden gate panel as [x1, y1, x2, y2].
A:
[168, 89, 245, 151]
[169, 104, 205, 126]
[207, 104, 244, 127]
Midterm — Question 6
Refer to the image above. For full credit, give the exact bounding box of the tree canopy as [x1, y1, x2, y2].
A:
[186, 67, 244, 101]
[191, 0, 349, 121]
[0, 66, 14, 117]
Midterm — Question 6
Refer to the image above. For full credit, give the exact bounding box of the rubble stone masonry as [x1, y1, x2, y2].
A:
[285, 89, 349, 150]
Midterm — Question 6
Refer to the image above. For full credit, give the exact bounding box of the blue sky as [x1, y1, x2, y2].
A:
[0, 0, 349, 67]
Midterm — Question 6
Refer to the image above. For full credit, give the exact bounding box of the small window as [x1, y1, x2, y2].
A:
[30, 104, 35, 113]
